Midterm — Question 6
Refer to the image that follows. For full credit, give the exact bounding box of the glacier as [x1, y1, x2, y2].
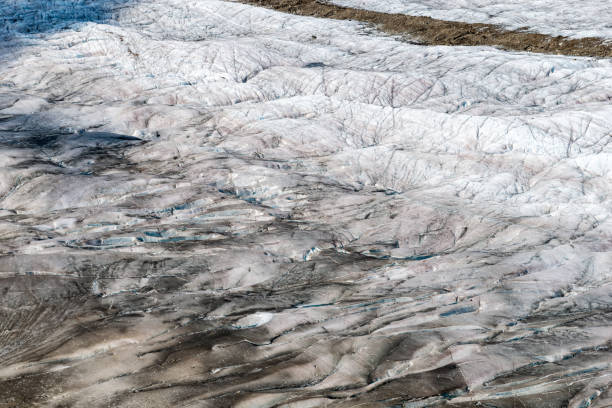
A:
[0, 0, 611, 407]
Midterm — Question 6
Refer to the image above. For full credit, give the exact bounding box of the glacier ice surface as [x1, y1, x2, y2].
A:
[0, 0, 611, 406]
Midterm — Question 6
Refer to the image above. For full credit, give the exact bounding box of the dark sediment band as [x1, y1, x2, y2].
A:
[238, 0, 612, 57]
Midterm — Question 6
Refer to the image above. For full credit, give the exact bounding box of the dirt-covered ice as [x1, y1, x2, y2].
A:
[329, 0, 612, 39]
[1, 0, 611, 407]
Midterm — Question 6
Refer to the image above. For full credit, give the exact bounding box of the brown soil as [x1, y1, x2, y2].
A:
[239, 0, 612, 57]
